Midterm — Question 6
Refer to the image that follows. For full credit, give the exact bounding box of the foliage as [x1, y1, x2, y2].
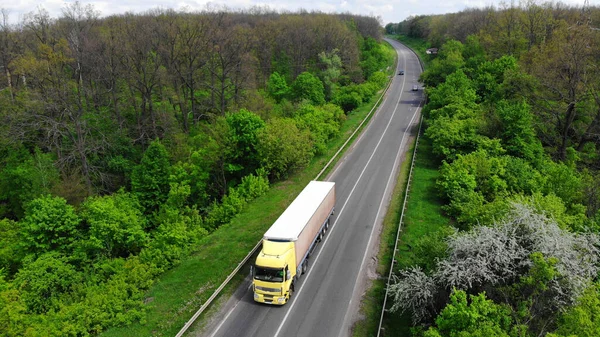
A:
[551, 284, 600, 337]
[333, 85, 364, 113]
[225, 109, 266, 180]
[0, 8, 390, 335]
[130, 140, 171, 215]
[257, 118, 314, 180]
[0, 219, 23, 276]
[390, 204, 599, 334]
[0, 275, 27, 337]
[266, 72, 290, 102]
[490, 100, 543, 164]
[20, 195, 81, 255]
[360, 37, 388, 80]
[318, 49, 342, 100]
[0, 147, 59, 219]
[294, 103, 345, 154]
[290, 72, 326, 105]
[420, 40, 465, 88]
[424, 290, 516, 337]
[204, 170, 270, 231]
[79, 191, 148, 259]
[13, 252, 81, 314]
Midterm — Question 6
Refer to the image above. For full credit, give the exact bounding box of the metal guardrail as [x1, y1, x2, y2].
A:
[175, 56, 398, 337]
[376, 115, 423, 337]
[376, 39, 427, 337]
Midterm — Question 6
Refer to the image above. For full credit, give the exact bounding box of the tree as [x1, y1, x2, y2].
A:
[0, 147, 59, 219]
[293, 103, 344, 155]
[21, 195, 81, 255]
[526, 23, 596, 161]
[0, 275, 28, 337]
[424, 69, 477, 116]
[131, 139, 171, 215]
[257, 118, 313, 180]
[420, 40, 465, 88]
[266, 71, 289, 102]
[225, 109, 266, 181]
[390, 203, 599, 333]
[13, 252, 81, 314]
[290, 71, 325, 105]
[80, 191, 147, 258]
[318, 49, 342, 100]
[0, 219, 23, 276]
[551, 284, 600, 337]
[425, 290, 516, 337]
[492, 100, 543, 163]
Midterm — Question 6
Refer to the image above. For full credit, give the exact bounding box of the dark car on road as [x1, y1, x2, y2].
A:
[398, 70, 404, 75]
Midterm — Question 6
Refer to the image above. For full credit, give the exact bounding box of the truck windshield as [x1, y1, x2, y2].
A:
[254, 266, 284, 282]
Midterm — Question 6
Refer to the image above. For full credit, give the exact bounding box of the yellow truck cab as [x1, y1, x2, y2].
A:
[253, 181, 335, 305]
[253, 241, 295, 304]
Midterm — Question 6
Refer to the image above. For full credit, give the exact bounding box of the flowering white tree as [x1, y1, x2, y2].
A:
[389, 203, 600, 332]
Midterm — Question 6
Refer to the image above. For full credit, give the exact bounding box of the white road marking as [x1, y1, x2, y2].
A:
[272, 45, 411, 337]
[208, 283, 254, 337]
[208, 42, 418, 337]
[337, 84, 422, 337]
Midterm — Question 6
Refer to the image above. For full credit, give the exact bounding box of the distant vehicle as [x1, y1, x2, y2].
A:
[412, 85, 419, 91]
[398, 70, 404, 75]
[252, 181, 336, 305]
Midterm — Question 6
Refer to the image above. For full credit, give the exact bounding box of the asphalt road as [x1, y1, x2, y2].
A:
[196, 39, 424, 337]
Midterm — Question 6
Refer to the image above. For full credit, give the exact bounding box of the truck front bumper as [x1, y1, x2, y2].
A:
[254, 292, 287, 305]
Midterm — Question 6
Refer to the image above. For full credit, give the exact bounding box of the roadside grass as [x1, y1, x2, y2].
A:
[351, 132, 450, 337]
[101, 42, 397, 337]
[380, 135, 449, 336]
[352, 37, 451, 337]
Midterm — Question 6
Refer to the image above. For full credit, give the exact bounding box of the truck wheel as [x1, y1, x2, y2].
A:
[324, 220, 329, 232]
[302, 261, 308, 274]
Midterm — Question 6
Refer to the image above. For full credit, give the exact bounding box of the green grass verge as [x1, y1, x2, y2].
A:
[101, 42, 397, 337]
[351, 38, 451, 337]
[351, 132, 450, 337]
[380, 135, 450, 336]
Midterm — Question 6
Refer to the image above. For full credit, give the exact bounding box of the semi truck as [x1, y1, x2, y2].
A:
[252, 181, 336, 305]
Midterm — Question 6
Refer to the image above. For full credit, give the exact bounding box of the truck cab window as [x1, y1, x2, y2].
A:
[254, 266, 284, 282]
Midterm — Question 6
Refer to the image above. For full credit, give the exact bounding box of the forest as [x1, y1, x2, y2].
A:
[0, 4, 390, 335]
[386, 1, 600, 337]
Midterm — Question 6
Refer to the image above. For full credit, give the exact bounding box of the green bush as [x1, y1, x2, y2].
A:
[79, 191, 147, 259]
[21, 195, 81, 255]
[294, 103, 345, 154]
[257, 118, 314, 180]
[266, 72, 290, 102]
[13, 252, 81, 314]
[203, 171, 270, 231]
[131, 140, 171, 215]
[290, 72, 325, 105]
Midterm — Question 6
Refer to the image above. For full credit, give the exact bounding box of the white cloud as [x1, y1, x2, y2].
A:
[0, 0, 590, 26]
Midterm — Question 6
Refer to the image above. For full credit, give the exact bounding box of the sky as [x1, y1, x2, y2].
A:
[1, 0, 590, 26]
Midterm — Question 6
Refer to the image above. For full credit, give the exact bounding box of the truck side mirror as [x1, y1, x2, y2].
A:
[250, 265, 254, 278]
[286, 269, 291, 280]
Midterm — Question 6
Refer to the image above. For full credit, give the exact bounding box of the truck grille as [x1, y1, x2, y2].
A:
[255, 286, 280, 293]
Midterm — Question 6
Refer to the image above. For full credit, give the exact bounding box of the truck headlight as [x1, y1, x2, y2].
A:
[254, 293, 259, 300]
[277, 297, 285, 304]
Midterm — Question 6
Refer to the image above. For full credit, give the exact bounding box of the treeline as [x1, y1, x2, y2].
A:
[388, 3, 600, 336]
[0, 4, 391, 336]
